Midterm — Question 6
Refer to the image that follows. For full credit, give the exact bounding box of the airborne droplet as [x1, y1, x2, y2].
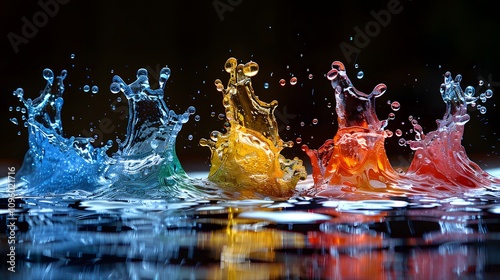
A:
[391, 101, 401, 111]
[357, 71, 364, 79]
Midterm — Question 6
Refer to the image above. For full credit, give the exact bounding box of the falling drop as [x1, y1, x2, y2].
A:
[91, 85, 99, 94]
[391, 101, 401, 111]
[357, 71, 364, 79]
[83, 85, 90, 92]
[388, 112, 395, 120]
[296, 137, 302, 144]
[279, 79, 286, 86]
[211, 111, 216, 117]
[312, 118, 318, 125]
[308, 74, 313, 79]
[479, 80, 484, 86]
[485, 89, 493, 98]
[110, 82, 121, 94]
[70, 53, 75, 59]
[398, 138, 406, 146]
[264, 82, 269, 89]
[290, 77, 297, 85]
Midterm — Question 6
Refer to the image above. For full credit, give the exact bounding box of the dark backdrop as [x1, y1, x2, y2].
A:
[1, 0, 500, 173]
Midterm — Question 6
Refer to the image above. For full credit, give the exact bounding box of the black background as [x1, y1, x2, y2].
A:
[1, 0, 500, 173]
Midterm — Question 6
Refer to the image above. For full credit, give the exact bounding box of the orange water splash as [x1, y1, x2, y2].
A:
[302, 61, 405, 196]
[200, 58, 306, 198]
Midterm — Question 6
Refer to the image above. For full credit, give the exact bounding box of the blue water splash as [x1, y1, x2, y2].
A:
[13, 67, 206, 198]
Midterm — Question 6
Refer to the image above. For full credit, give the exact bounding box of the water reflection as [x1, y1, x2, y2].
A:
[2, 192, 500, 279]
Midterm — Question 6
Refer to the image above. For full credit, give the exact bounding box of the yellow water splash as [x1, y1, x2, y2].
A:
[200, 58, 306, 198]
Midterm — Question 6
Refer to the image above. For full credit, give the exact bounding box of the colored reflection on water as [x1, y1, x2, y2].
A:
[2, 190, 500, 279]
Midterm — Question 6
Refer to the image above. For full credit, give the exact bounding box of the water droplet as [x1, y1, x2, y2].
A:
[117, 97, 122, 102]
[395, 129, 403, 137]
[70, 53, 75, 59]
[411, 119, 418, 126]
[110, 82, 121, 94]
[296, 137, 302, 144]
[9, 106, 13, 112]
[218, 113, 225, 120]
[210, 131, 220, 141]
[464, 86, 475, 97]
[264, 82, 269, 89]
[279, 79, 286, 86]
[385, 130, 393, 138]
[300, 121, 305, 127]
[479, 80, 484, 86]
[408, 115, 413, 121]
[327, 102, 332, 108]
[354, 64, 359, 69]
[398, 138, 407, 146]
[480, 93, 487, 103]
[290, 77, 297, 85]
[308, 74, 313, 79]
[215, 79, 224, 92]
[91, 85, 99, 94]
[10, 118, 18, 125]
[479, 106, 487, 114]
[391, 101, 401, 111]
[286, 125, 290, 130]
[312, 118, 318, 125]
[43, 68, 54, 85]
[187, 106, 196, 115]
[485, 89, 493, 98]
[83, 85, 90, 92]
[357, 71, 364, 79]
[188, 134, 193, 140]
[211, 112, 216, 117]
[194, 115, 201, 121]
